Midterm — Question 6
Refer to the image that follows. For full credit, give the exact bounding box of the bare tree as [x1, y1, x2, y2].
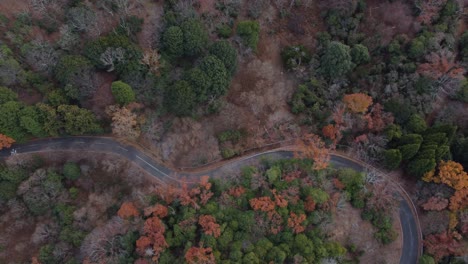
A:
[58, 25, 79, 51]
[22, 41, 59, 75]
[99, 47, 125, 72]
[80, 216, 130, 263]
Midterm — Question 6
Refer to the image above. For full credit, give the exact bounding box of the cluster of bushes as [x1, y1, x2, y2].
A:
[384, 120, 456, 177]
[0, 87, 101, 142]
[140, 158, 349, 263]
[217, 128, 247, 159]
[159, 8, 241, 116]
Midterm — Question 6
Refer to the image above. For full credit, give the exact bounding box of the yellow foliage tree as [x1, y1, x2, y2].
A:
[343, 93, 373, 113]
[437, 161, 468, 190]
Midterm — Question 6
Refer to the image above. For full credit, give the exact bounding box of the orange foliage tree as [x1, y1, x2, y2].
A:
[304, 196, 316, 212]
[295, 133, 330, 170]
[117, 202, 139, 219]
[418, 51, 465, 81]
[364, 103, 394, 132]
[272, 189, 288, 208]
[343, 93, 373, 113]
[449, 188, 468, 211]
[144, 204, 169, 218]
[249, 196, 276, 212]
[287, 212, 307, 234]
[185, 246, 215, 264]
[136, 216, 168, 261]
[227, 186, 246, 197]
[198, 215, 221, 238]
[322, 124, 339, 141]
[0, 134, 15, 150]
[180, 176, 214, 209]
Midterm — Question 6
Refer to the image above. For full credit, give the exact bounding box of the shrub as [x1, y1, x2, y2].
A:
[217, 24, 232, 38]
[408, 39, 425, 59]
[221, 148, 237, 159]
[111, 81, 136, 105]
[350, 44, 370, 65]
[199, 55, 230, 98]
[456, 78, 468, 103]
[185, 67, 212, 103]
[162, 26, 184, 57]
[383, 149, 402, 170]
[63, 162, 81, 180]
[165, 80, 195, 116]
[319, 41, 353, 79]
[0, 86, 18, 104]
[419, 254, 435, 264]
[237, 20, 260, 51]
[209, 40, 238, 75]
[281, 45, 311, 70]
[460, 31, 468, 63]
[84, 34, 142, 73]
[181, 19, 208, 56]
[217, 129, 243, 143]
[405, 114, 427, 134]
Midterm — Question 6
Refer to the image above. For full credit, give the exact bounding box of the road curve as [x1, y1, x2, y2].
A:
[0, 137, 420, 263]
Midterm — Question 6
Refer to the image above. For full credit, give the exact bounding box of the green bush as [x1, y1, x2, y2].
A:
[281, 45, 311, 70]
[162, 26, 184, 57]
[419, 254, 435, 264]
[405, 114, 427, 134]
[185, 67, 212, 102]
[63, 162, 81, 180]
[39, 245, 58, 264]
[319, 41, 353, 79]
[237, 20, 260, 51]
[217, 129, 243, 143]
[221, 148, 237, 159]
[408, 39, 425, 59]
[84, 34, 142, 73]
[0, 181, 16, 200]
[350, 44, 370, 65]
[457, 78, 468, 103]
[165, 80, 196, 116]
[111, 81, 136, 105]
[209, 40, 238, 75]
[199, 55, 230, 98]
[217, 24, 232, 38]
[460, 32, 468, 63]
[181, 19, 208, 56]
[407, 158, 436, 177]
[56, 105, 102, 135]
[0, 86, 18, 104]
[398, 144, 421, 160]
[383, 149, 402, 170]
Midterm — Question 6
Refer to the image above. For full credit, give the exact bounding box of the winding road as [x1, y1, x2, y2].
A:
[0, 137, 421, 263]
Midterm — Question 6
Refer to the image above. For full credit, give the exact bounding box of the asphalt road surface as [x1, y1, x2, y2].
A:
[0, 137, 420, 263]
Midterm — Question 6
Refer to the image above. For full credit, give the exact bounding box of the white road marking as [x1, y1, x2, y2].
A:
[136, 155, 169, 176]
[118, 146, 128, 152]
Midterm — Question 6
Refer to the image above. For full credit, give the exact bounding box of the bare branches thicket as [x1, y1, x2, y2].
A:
[80, 216, 129, 263]
[100, 47, 125, 72]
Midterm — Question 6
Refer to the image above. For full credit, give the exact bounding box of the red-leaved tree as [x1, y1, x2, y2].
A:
[185, 245, 216, 264]
[287, 212, 307, 234]
[198, 215, 221, 238]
